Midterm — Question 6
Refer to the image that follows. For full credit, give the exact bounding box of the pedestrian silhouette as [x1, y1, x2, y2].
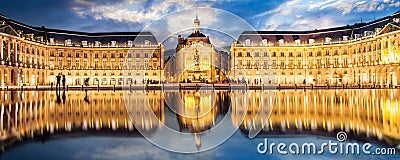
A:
[62, 90, 66, 103]
[84, 91, 90, 104]
[56, 74, 61, 90]
[56, 90, 61, 104]
[62, 75, 66, 90]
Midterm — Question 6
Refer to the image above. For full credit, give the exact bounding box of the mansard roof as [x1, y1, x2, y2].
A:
[0, 14, 158, 47]
[238, 10, 400, 45]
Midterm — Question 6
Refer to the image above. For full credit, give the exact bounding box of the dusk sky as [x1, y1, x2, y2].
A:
[0, 0, 399, 49]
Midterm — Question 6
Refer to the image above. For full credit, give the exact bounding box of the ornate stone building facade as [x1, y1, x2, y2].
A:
[1, 11, 400, 86]
[165, 15, 229, 83]
[0, 15, 164, 86]
[230, 11, 400, 86]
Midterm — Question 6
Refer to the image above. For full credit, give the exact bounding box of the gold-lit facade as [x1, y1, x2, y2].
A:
[0, 90, 399, 149]
[2, 12, 400, 86]
[0, 17, 164, 87]
[231, 89, 400, 145]
[230, 12, 400, 86]
[165, 16, 229, 83]
[0, 91, 164, 142]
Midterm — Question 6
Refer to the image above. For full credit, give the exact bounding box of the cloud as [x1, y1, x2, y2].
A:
[253, 0, 400, 31]
[72, 0, 213, 24]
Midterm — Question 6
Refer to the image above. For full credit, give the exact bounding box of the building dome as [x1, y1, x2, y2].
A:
[194, 15, 200, 24]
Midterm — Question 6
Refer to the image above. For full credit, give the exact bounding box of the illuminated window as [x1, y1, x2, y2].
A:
[245, 39, 251, 46]
[295, 39, 301, 45]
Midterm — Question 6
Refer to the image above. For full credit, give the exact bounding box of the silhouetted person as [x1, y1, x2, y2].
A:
[56, 74, 61, 90]
[84, 77, 90, 90]
[56, 90, 61, 104]
[62, 75, 66, 90]
[62, 90, 66, 103]
[84, 91, 90, 104]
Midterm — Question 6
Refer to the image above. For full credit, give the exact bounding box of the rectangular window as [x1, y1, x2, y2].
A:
[76, 60, 80, 68]
[325, 57, 330, 65]
[58, 59, 63, 68]
[297, 60, 302, 68]
[136, 61, 140, 69]
[255, 52, 259, 57]
[317, 59, 321, 67]
[136, 53, 140, 58]
[334, 58, 338, 67]
[263, 52, 268, 57]
[120, 60, 124, 69]
[111, 61, 115, 69]
[67, 60, 71, 68]
[95, 61, 99, 69]
[289, 59, 293, 68]
[50, 59, 54, 69]
[103, 60, 107, 69]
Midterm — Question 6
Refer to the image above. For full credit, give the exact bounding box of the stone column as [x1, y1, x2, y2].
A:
[7, 39, 10, 63]
[12, 40, 17, 64]
[0, 66, 3, 87]
[0, 37, 3, 62]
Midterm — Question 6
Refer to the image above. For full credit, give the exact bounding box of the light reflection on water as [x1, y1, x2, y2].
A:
[0, 89, 399, 157]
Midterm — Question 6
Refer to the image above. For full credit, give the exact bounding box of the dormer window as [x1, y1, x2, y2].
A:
[36, 36, 43, 42]
[26, 34, 34, 40]
[144, 40, 150, 47]
[375, 28, 381, 33]
[324, 37, 331, 44]
[295, 39, 301, 45]
[245, 39, 251, 46]
[343, 36, 349, 41]
[262, 39, 268, 46]
[111, 41, 116, 47]
[94, 41, 101, 47]
[278, 39, 284, 46]
[308, 39, 315, 45]
[65, 39, 72, 46]
[393, 18, 399, 23]
[127, 40, 133, 47]
[364, 31, 373, 37]
[354, 34, 361, 39]
[82, 41, 88, 47]
[49, 38, 55, 45]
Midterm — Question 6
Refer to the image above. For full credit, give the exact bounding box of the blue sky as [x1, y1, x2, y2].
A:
[0, 0, 399, 49]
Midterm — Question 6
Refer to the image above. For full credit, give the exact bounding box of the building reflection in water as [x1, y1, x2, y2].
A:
[235, 89, 400, 147]
[0, 89, 399, 150]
